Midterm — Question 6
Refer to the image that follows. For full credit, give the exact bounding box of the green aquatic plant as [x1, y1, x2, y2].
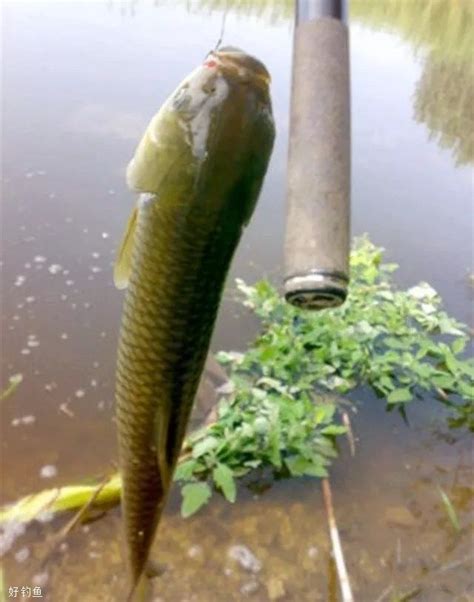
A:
[1, 239, 472, 522]
[228, 237, 472, 409]
[174, 390, 343, 515]
[173, 237, 473, 515]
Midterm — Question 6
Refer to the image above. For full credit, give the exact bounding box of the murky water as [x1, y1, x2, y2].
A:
[1, 1, 473, 601]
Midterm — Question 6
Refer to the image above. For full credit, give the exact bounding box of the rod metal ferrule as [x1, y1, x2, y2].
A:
[284, 0, 351, 311]
[284, 270, 348, 309]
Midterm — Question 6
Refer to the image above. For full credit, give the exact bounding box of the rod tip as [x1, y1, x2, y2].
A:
[284, 271, 348, 310]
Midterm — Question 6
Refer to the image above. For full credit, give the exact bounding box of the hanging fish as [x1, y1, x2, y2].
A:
[114, 47, 275, 601]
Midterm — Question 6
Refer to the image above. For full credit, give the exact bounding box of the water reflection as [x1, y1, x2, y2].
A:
[190, 0, 293, 24]
[414, 58, 473, 166]
[105, 0, 294, 23]
[352, 0, 474, 166]
[183, 0, 474, 166]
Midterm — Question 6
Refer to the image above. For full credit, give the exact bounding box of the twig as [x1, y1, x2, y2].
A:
[437, 553, 473, 573]
[322, 478, 354, 602]
[435, 387, 448, 401]
[342, 411, 356, 456]
[398, 587, 421, 601]
[59, 402, 75, 418]
[396, 537, 402, 567]
[373, 584, 393, 602]
[1, 421, 222, 526]
[39, 474, 110, 571]
[56, 474, 110, 539]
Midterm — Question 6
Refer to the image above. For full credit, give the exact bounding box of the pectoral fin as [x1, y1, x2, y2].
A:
[114, 206, 139, 290]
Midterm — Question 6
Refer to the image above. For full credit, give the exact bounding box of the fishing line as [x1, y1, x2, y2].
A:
[213, 2, 228, 51]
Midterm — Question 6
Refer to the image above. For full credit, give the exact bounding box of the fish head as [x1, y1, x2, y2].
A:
[210, 46, 271, 89]
[169, 47, 271, 119]
[166, 47, 272, 161]
[126, 47, 273, 193]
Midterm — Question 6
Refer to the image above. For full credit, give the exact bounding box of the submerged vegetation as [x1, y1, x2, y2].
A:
[4, 238, 471, 524]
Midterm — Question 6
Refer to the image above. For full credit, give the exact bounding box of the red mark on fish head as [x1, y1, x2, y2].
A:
[203, 59, 218, 68]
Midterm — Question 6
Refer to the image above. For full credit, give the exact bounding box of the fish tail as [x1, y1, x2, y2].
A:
[126, 559, 165, 602]
[126, 572, 151, 602]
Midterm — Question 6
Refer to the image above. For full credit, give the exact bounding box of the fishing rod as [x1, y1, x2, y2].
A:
[284, 0, 351, 310]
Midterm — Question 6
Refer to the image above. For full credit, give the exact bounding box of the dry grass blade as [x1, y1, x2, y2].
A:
[342, 411, 356, 456]
[322, 478, 354, 602]
[0, 374, 23, 402]
[36, 474, 112, 573]
[56, 474, 110, 539]
[437, 485, 461, 533]
[373, 584, 393, 602]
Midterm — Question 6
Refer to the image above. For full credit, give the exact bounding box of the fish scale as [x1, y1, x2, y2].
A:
[114, 47, 275, 600]
[116, 202, 236, 584]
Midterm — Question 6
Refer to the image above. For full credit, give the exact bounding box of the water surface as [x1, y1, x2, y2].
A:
[1, 2, 472, 601]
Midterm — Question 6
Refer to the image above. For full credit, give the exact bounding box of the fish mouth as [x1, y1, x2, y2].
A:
[205, 46, 271, 87]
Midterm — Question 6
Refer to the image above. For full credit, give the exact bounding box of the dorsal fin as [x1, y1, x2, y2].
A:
[114, 205, 139, 290]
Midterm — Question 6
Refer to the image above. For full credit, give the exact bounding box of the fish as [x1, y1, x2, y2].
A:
[114, 46, 275, 601]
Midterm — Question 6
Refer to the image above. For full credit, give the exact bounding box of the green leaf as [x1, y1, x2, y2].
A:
[285, 456, 329, 478]
[378, 375, 395, 391]
[181, 483, 212, 518]
[314, 404, 336, 425]
[459, 361, 474, 379]
[445, 352, 460, 375]
[387, 388, 412, 403]
[303, 463, 328, 478]
[431, 374, 455, 391]
[284, 456, 307, 476]
[458, 380, 474, 399]
[320, 425, 347, 436]
[254, 417, 269, 434]
[173, 460, 197, 482]
[384, 337, 407, 350]
[212, 463, 236, 503]
[259, 347, 278, 363]
[192, 436, 219, 459]
[452, 338, 467, 355]
[268, 423, 282, 468]
[439, 317, 465, 336]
